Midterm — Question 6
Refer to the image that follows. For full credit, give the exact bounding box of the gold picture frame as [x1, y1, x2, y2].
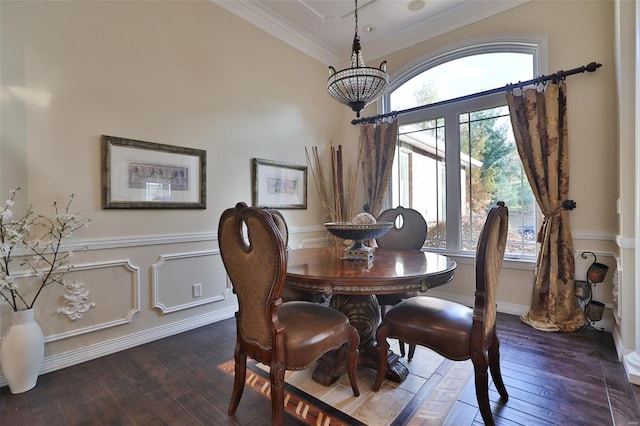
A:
[253, 158, 307, 209]
[102, 135, 206, 209]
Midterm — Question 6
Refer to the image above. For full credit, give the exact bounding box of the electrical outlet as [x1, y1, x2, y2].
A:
[192, 283, 202, 298]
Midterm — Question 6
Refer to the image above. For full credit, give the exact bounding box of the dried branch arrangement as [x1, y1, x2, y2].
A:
[305, 144, 360, 225]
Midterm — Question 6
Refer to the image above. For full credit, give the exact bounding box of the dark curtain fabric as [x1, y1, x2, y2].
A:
[359, 119, 399, 217]
[506, 83, 585, 332]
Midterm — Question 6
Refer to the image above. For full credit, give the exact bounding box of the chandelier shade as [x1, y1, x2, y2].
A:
[327, 0, 389, 117]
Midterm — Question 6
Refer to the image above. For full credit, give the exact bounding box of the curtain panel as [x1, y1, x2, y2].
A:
[359, 119, 399, 217]
[506, 83, 585, 332]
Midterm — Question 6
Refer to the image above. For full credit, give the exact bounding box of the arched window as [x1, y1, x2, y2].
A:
[385, 39, 544, 258]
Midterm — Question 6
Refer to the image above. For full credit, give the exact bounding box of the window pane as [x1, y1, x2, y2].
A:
[389, 48, 537, 257]
[390, 52, 533, 111]
[459, 106, 536, 255]
[397, 120, 446, 249]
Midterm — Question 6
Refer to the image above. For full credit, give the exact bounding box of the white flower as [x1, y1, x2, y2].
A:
[0, 275, 16, 290]
[0, 188, 90, 312]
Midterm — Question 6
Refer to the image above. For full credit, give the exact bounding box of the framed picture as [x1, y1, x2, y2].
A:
[102, 135, 206, 209]
[253, 158, 307, 209]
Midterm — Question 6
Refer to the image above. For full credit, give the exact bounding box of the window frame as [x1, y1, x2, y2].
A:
[382, 36, 547, 261]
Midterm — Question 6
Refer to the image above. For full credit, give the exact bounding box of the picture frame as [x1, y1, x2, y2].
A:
[253, 158, 307, 209]
[102, 135, 206, 209]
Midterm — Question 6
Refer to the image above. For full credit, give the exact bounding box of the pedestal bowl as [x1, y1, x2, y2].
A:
[324, 222, 393, 251]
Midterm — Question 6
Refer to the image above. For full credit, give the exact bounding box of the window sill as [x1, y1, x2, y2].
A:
[426, 250, 536, 271]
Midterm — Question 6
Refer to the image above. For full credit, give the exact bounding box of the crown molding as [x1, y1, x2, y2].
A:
[366, 0, 530, 61]
[211, 0, 530, 66]
[212, 0, 340, 65]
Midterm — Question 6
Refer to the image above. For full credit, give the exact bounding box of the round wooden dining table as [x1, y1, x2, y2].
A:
[286, 246, 457, 386]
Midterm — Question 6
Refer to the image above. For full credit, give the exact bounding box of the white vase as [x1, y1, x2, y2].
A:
[0, 308, 45, 394]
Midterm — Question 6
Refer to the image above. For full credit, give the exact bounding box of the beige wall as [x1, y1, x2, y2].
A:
[0, 0, 631, 382]
[0, 0, 359, 382]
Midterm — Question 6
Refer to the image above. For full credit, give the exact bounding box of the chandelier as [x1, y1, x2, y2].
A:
[327, 0, 389, 117]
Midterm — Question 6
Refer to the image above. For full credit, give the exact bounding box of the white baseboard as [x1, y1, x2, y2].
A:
[613, 326, 626, 362]
[0, 306, 237, 388]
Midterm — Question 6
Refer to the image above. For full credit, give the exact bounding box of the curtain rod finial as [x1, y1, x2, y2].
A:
[586, 62, 601, 72]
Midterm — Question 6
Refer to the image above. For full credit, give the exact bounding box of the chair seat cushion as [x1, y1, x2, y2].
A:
[382, 296, 473, 360]
[376, 292, 417, 306]
[278, 301, 352, 369]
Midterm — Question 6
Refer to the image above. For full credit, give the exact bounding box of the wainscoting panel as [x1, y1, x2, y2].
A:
[152, 249, 230, 314]
[37, 259, 141, 343]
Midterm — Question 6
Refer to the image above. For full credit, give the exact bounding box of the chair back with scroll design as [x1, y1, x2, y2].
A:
[375, 206, 427, 359]
[376, 206, 427, 251]
[266, 208, 322, 303]
[374, 202, 509, 426]
[218, 202, 360, 425]
[266, 208, 289, 248]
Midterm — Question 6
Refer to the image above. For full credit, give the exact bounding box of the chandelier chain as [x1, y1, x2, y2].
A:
[354, 0, 359, 35]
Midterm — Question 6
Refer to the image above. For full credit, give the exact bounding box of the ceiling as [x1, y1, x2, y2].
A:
[213, 0, 529, 67]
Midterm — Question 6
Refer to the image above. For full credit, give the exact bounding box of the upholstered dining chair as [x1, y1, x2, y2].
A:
[219, 203, 360, 425]
[373, 202, 509, 426]
[266, 208, 289, 248]
[375, 206, 428, 360]
[266, 208, 323, 304]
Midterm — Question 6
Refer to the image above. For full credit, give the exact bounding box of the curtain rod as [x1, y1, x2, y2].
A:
[351, 61, 602, 125]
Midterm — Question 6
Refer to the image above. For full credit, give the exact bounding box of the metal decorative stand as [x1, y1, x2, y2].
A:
[576, 251, 609, 334]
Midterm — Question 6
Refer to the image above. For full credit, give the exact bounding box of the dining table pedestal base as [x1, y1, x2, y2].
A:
[311, 294, 409, 385]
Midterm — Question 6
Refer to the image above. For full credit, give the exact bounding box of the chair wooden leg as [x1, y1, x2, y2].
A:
[270, 361, 286, 426]
[373, 324, 390, 391]
[228, 345, 246, 416]
[408, 343, 416, 361]
[347, 326, 360, 396]
[489, 331, 509, 400]
[380, 304, 387, 320]
[399, 340, 406, 357]
[472, 351, 494, 426]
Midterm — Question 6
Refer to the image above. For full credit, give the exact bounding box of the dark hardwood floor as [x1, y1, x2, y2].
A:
[1, 313, 639, 425]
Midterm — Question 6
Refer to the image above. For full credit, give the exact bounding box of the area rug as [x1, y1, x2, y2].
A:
[218, 344, 474, 426]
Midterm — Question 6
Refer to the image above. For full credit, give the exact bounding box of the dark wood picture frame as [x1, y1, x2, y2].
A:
[253, 158, 307, 209]
[102, 135, 206, 209]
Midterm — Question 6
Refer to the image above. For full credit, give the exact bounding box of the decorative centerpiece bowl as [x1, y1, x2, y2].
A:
[324, 222, 393, 261]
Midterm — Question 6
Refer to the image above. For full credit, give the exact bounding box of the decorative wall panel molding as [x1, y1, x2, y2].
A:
[572, 230, 617, 242]
[612, 255, 622, 325]
[297, 237, 328, 249]
[31, 226, 325, 253]
[44, 259, 141, 343]
[152, 249, 230, 314]
[56, 280, 96, 321]
[0, 259, 141, 344]
[616, 234, 635, 249]
[9, 226, 613, 255]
